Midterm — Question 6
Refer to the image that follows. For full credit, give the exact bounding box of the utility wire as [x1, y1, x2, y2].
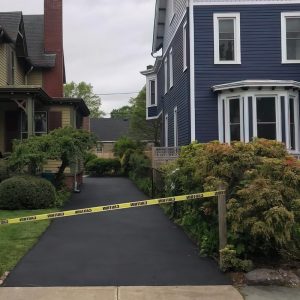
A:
[95, 92, 139, 96]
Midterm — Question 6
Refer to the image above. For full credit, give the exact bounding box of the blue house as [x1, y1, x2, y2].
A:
[142, 0, 300, 153]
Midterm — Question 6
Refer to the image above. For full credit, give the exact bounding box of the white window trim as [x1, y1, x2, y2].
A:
[165, 113, 169, 147]
[183, 21, 188, 71]
[285, 93, 300, 152]
[252, 94, 282, 142]
[169, 48, 174, 88]
[213, 13, 241, 65]
[164, 57, 168, 94]
[222, 96, 244, 143]
[281, 12, 300, 64]
[146, 75, 157, 107]
[174, 106, 178, 147]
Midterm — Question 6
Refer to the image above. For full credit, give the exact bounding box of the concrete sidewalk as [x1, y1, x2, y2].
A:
[0, 286, 243, 300]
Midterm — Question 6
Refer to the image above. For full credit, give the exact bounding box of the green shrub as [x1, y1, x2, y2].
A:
[220, 245, 253, 272]
[0, 160, 9, 183]
[0, 175, 56, 210]
[84, 152, 97, 167]
[86, 158, 121, 176]
[161, 139, 300, 268]
[113, 136, 140, 159]
[55, 189, 71, 208]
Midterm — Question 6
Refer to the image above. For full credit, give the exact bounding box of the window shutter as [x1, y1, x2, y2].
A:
[48, 111, 62, 131]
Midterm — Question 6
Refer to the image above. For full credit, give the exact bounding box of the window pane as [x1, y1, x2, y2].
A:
[219, 18, 235, 61]
[230, 124, 240, 141]
[35, 112, 47, 133]
[257, 124, 277, 140]
[229, 99, 240, 141]
[286, 18, 300, 32]
[150, 80, 156, 105]
[286, 18, 300, 60]
[219, 40, 234, 61]
[287, 39, 300, 60]
[219, 19, 234, 34]
[257, 97, 276, 122]
[230, 98, 240, 123]
[290, 98, 295, 150]
[257, 97, 276, 140]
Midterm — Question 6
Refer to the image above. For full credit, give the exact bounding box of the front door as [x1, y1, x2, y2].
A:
[5, 111, 20, 152]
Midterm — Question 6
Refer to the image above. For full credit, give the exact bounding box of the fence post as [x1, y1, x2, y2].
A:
[218, 184, 227, 250]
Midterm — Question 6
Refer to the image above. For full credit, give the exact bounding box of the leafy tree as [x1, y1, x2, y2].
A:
[9, 127, 96, 188]
[129, 87, 161, 145]
[64, 81, 105, 118]
[110, 105, 132, 119]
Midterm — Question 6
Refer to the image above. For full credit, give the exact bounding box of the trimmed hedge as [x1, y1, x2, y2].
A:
[0, 175, 56, 210]
[86, 158, 121, 176]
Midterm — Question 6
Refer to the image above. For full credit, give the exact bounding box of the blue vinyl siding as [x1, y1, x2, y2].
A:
[157, 13, 190, 146]
[194, 4, 300, 143]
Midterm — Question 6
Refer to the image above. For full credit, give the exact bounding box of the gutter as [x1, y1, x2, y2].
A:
[25, 66, 34, 85]
[189, 0, 196, 142]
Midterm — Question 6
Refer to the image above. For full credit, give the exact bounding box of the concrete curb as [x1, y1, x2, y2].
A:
[0, 286, 243, 300]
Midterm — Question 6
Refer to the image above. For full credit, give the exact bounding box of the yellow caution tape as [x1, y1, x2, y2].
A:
[0, 191, 225, 226]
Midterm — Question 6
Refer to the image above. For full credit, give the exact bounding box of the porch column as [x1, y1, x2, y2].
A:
[26, 96, 34, 137]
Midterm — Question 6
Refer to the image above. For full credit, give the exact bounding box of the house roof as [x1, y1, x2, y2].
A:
[152, 0, 166, 54]
[0, 12, 22, 43]
[212, 80, 300, 92]
[23, 15, 56, 68]
[90, 118, 130, 142]
[51, 97, 90, 117]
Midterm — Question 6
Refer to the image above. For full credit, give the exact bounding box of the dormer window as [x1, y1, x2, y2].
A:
[281, 12, 300, 63]
[214, 13, 241, 64]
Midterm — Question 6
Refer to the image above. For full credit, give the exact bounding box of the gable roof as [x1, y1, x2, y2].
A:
[0, 12, 22, 43]
[23, 15, 56, 68]
[90, 118, 130, 142]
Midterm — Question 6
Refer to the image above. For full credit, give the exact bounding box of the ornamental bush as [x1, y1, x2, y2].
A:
[0, 175, 56, 210]
[0, 160, 9, 183]
[86, 158, 121, 176]
[161, 139, 300, 267]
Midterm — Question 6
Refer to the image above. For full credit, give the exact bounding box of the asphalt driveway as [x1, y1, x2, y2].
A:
[5, 177, 229, 287]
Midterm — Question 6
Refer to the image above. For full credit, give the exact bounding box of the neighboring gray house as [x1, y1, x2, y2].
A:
[90, 118, 129, 158]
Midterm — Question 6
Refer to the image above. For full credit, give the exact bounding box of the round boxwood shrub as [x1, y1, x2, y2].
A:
[0, 175, 56, 210]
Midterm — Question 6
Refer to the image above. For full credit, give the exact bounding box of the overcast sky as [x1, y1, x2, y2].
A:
[2, 0, 155, 116]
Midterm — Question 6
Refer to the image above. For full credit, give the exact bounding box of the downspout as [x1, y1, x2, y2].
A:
[25, 66, 34, 85]
[189, 0, 196, 142]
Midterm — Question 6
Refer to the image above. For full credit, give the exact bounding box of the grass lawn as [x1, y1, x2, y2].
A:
[0, 209, 55, 278]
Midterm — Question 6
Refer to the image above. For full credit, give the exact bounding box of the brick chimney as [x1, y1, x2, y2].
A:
[43, 0, 64, 97]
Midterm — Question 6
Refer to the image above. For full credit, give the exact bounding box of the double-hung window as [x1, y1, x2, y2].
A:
[164, 57, 168, 94]
[281, 12, 300, 63]
[183, 21, 187, 71]
[214, 13, 241, 64]
[146, 75, 157, 107]
[174, 107, 178, 147]
[169, 48, 174, 88]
